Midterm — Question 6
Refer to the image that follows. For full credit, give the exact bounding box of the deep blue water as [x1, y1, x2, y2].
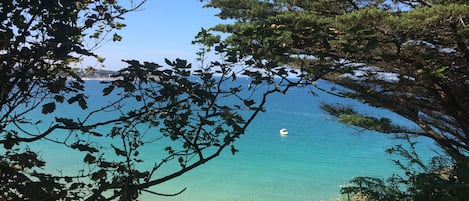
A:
[24, 79, 438, 201]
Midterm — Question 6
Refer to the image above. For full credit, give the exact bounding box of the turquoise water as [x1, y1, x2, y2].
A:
[24, 79, 437, 201]
[138, 81, 422, 201]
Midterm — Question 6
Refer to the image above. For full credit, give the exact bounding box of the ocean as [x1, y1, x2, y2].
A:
[23, 79, 438, 201]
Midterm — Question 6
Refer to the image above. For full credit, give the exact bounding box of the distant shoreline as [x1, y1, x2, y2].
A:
[80, 77, 118, 81]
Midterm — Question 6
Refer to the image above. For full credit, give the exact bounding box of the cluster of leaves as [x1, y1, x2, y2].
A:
[0, 1, 148, 199]
[0, 148, 80, 200]
[320, 104, 402, 133]
[1, 1, 298, 198]
[74, 56, 279, 200]
[2, 0, 468, 200]
[200, 0, 469, 200]
[201, 0, 469, 153]
[1, 0, 143, 147]
[341, 137, 467, 201]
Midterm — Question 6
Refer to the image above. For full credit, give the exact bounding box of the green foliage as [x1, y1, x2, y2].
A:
[0, 148, 90, 200]
[1, 1, 296, 199]
[341, 137, 468, 201]
[0, 0, 136, 122]
[321, 104, 402, 133]
[202, 0, 469, 200]
[2, 0, 468, 200]
[1, 55, 280, 200]
[338, 114, 394, 133]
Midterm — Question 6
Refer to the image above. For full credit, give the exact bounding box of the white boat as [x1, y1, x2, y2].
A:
[279, 128, 288, 135]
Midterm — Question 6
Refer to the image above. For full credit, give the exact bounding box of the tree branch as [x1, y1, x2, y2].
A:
[141, 187, 187, 197]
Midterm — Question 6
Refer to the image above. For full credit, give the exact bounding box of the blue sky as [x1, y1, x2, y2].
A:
[86, 0, 224, 71]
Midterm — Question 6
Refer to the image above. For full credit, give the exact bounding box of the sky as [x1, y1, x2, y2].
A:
[85, 0, 224, 71]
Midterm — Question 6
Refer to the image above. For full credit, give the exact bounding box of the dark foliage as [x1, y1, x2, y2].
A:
[0, 1, 297, 200]
[200, 0, 469, 200]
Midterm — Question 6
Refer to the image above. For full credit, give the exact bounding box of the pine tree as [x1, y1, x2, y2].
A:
[200, 0, 469, 199]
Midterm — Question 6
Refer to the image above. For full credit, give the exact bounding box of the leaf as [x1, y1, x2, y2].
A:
[112, 33, 122, 41]
[42, 102, 56, 114]
[178, 156, 185, 168]
[70, 182, 84, 190]
[54, 95, 64, 103]
[165, 58, 173, 66]
[78, 97, 87, 109]
[224, 135, 232, 143]
[123, 83, 136, 92]
[135, 95, 142, 102]
[85, 19, 94, 28]
[115, 22, 126, 29]
[68, 94, 88, 109]
[165, 146, 175, 154]
[231, 145, 239, 155]
[215, 126, 224, 134]
[243, 99, 255, 107]
[99, 161, 116, 168]
[175, 59, 190, 69]
[110, 127, 121, 138]
[71, 143, 99, 153]
[64, 177, 73, 183]
[55, 117, 79, 128]
[102, 85, 115, 96]
[111, 144, 127, 157]
[91, 169, 106, 181]
[3, 133, 16, 149]
[84, 153, 96, 164]
[89, 131, 103, 137]
[432, 66, 448, 77]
